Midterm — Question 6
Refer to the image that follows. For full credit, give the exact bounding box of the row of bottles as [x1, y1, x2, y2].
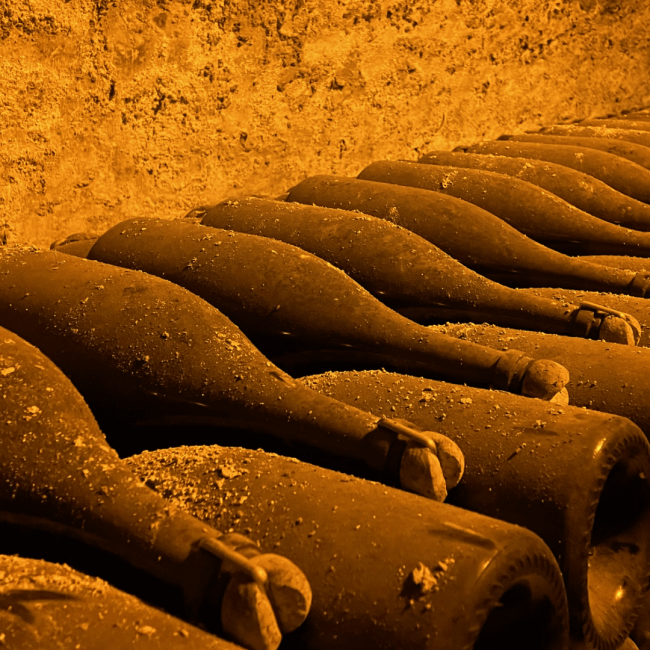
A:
[2, 324, 573, 650]
[4, 106, 650, 648]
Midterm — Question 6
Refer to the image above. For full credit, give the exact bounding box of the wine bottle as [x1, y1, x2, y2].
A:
[417, 150, 650, 232]
[501, 133, 650, 172]
[86, 218, 570, 404]
[0, 325, 311, 650]
[301, 368, 650, 650]
[283, 174, 650, 295]
[200, 196, 640, 345]
[426, 321, 650, 436]
[357, 159, 650, 257]
[581, 255, 650, 273]
[461, 140, 650, 204]
[0, 247, 463, 501]
[50, 231, 99, 258]
[0, 554, 244, 649]
[517, 285, 650, 348]
[580, 118, 650, 130]
[127, 443, 571, 650]
[541, 124, 650, 149]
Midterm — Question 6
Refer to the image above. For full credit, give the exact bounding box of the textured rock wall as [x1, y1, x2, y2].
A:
[2, 0, 650, 247]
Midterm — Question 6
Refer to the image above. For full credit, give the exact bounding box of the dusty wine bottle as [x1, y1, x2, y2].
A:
[518, 284, 650, 348]
[0, 325, 312, 650]
[301, 368, 650, 650]
[357, 160, 650, 257]
[461, 140, 650, 204]
[541, 124, 650, 149]
[426, 321, 650, 436]
[0, 554, 245, 649]
[0, 246, 463, 502]
[50, 231, 99, 258]
[501, 133, 650, 172]
[199, 196, 639, 345]
[283, 174, 650, 296]
[86, 218, 571, 404]
[417, 151, 650, 232]
[127, 443, 570, 650]
[580, 118, 650, 130]
[581, 255, 650, 273]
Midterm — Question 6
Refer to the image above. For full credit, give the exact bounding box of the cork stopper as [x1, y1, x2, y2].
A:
[400, 444, 448, 501]
[598, 315, 638, 346]
[521, 360, 570, 403]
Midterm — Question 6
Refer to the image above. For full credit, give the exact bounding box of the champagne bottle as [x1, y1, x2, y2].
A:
[50, 231, 99, 258]
[541, 124, 650, 149]
[461, 140, 650, 204]
[357, 159, 650, 257]
[283, 174, 650, 295]
[518, 285, 650, 348]
[426, 321, 650, 435]
[501, 133, 650, 173]
[0, 554, 244, 649]
[301, 368, 650, 650]
[0, 325, 311, 650]
[127, 443, 571, 650]
[417, 151, 650, 232]
[86, 218, 570, 404]
[581, 118, 650, 130]
[0, 247, 463, 501]
[582, 255, 650, 273]
[200, 196, 640, 345]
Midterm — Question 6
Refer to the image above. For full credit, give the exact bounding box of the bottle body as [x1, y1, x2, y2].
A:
[128, 443, 570, 650]
[428, 320, 650, 436]
[541, 124, 650, 150]
[0, 554, 244, 650]
[302, 369, 650, 650]
[580, 118, 650, 131]
[518, 285, 650, 348]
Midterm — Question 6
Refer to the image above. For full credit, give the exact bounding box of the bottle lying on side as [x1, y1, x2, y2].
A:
[0, 555, 245, 650]
[518, 284, 650, 348]
[582, 255, 650, 273]
[461, 140, 650, 204]
[127, 443, 571, 650]
[0, 247, 463, 502]
[541, 124, 650, 149]
[417, 151, 650, 231]
[0, 326, 311, 650]
[50, 231, 99, 258]
[581, 117, 650, 129]
[501, 133, 650, 173]
[357, 160, 650, 257]
[426, 321, 650, 437]
[283, 174, 650, 296]
[302, 368, 650, 650]
[198, 196, 640, 345]
[85, 218, 569, 404]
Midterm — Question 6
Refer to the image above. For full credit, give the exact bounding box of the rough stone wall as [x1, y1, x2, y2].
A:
[1, 0, 649, 247]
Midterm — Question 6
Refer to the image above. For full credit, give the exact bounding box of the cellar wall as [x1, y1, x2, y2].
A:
[2, 0, 650, 247]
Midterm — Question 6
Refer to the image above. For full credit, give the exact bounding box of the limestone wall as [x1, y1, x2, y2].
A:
[2, 0, 649, 247]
